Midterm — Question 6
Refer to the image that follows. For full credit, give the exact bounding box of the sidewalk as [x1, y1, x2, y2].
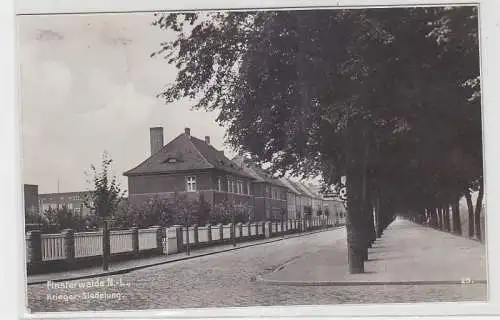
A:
[257, 218, 487, 285]
[27, 227, 336, 285]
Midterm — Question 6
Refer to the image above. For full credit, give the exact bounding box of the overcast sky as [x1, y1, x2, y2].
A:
[19, 12, 234, 194]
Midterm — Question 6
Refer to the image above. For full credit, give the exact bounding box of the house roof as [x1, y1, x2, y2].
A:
[231, 156, 287, 188]
[290, 181, 319, 199]
[124, 132, 254, 179]
[278, 177, 302, 195]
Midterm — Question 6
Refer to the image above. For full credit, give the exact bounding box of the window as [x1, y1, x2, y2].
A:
[218, 177, 222, 192]
[237, 181, 243, 194]
[247, 182, 251, 195]
[186, 176, 197, 192]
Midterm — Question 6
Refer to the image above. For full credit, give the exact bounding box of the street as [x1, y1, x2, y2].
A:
[27, 228, 486, 313]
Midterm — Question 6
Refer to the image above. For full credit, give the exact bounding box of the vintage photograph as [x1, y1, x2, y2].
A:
[19, 5, 486, 313]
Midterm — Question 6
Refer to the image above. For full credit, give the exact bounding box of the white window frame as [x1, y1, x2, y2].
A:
[247, 182, 251, 195]
[218, 177, 222, 192]
[186, 176, 197, 192]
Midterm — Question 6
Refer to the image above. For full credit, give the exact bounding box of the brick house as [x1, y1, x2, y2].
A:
[124, 127, 256, 219]
[231, 156, 288, 221]
[23, 184, 39, 215]
[278, 178, 303, 219]
[288, 180, 314, 217]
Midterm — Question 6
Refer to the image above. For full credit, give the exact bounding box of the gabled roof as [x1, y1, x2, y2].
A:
[278, 177, 302, 195]
[232, 156, 287, 188]
[291, 181, 318, 199]
[124, 133, 253, 179]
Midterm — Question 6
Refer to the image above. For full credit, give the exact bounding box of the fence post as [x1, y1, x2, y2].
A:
[174, 225, 184, 253]
[131, 227, 139, 256]
[153, 226, 163, 254]
[237, 222, 243, 241]
[218, 223, 223, 242]
[62, 229, 75, 268]
[264, 221, 271, 238]
[206, 224, 212, 245]
[193, 224, 199, 247]
[26, 230, 42, 273]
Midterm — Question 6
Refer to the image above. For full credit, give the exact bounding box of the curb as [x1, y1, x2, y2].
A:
[254, 276, 488, 286]
[28, 226, 342, 286]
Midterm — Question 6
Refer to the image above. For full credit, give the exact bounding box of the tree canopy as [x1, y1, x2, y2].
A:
[152, 6, 482, 271]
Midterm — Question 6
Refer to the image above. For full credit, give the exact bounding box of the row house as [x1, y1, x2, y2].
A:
[124, 127, 256, 219]
[278, 177, 302, 219]
[287, 180, 312, 217]
[232, 156, 288, 221]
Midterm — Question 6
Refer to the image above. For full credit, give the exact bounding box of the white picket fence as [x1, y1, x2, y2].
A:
[198, 227, 209, 243]
[139, 228, 158, 251]
[41, 234, 65, 261]
[110, 230, 133, 254]
[222, 224, 231, 239]
[75, 231, 102, 258]
[28, 219, 335, 266]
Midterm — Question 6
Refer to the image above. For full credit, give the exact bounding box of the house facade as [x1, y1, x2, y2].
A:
[124, 127, 256, 220]
[232, 156, 288, 221]
[38, 191, 93, 216]
[278, 177, 303, 219]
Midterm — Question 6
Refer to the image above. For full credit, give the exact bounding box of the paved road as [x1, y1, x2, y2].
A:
[27, 228, 486, 313]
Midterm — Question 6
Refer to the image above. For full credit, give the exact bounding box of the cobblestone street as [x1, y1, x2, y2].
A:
[27, 227, 486, 313]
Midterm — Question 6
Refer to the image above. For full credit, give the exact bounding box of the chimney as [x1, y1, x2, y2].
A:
[150, 127, 164, 156]
[205, 136, 210, 145]
[184, 127, 191, 138]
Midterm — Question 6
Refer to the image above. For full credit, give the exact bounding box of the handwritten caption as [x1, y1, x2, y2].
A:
[45, 277, 131, 302]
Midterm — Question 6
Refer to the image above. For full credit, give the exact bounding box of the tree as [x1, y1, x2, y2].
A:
[84, 151, 126, 270]
[84, 151, 126, 219]
[153, 7, 482, 273]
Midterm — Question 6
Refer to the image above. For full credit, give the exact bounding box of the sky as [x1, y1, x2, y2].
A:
[18, 12, 235, 194]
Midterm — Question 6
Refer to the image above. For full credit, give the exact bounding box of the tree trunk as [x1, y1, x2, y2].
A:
[451, 201, 462, 235]
[346, 169, 366, 274]
[474, 182, 484, 241]
[444, 206, 451, 232]
[102, 219, 110, 271]
[464, 188, 474, 238]
[436, 207, 442, 229]
[430, 207, 438, 228]
[375, 195, 382, 238]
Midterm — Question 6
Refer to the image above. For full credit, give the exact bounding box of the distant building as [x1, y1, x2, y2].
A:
[124, 127, 256, 218]
[322, 199, 346, 224]
[309, 183, 346, 224]
[38, 191, 93, 216]
[232, 156, 288, 221]
[23, 184, 39, 215]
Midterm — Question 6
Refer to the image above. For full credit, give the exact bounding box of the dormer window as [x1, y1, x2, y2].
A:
[164, 155, 183, 164]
